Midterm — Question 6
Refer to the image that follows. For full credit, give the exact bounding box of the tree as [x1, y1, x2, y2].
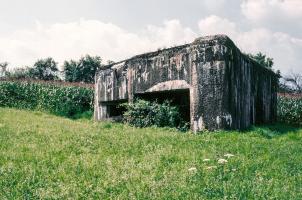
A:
[64, 55, 101, 83]
[247, 52, 274, 69]
[0, 62, 9, 77]
[283, 72, 302, 93]
[63, 60, 78, 82]
[29, 57, 59, 80]
[279, 78, 294, 93]
[7, 67, 31, 79]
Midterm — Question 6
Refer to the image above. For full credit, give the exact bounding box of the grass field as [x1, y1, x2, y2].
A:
[0, 108, 301, 199]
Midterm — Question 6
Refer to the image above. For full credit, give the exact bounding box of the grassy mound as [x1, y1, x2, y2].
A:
[0, 108, 301, 199]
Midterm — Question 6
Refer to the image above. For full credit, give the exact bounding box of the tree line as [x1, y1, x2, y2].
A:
[0, 55, 103, 83]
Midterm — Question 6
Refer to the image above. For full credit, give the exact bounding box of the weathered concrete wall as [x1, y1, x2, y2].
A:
[94, 35, 278, 132]
[224, 48, 278, 129]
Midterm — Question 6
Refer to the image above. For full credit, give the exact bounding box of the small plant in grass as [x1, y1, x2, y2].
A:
[122, 99, 189, 131]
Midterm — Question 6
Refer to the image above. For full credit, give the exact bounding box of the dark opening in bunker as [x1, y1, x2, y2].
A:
[104, 100, 127, 118]
[135, 89, 190, 123]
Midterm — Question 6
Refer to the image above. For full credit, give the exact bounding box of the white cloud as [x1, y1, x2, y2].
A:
[198, 15, 302, 74]
[0, 19, 196, 69]
[198, 15, 237, 38]
[144, 20, 197, 48]
[241, 0, 302, 21]
[0, 16, 301, 75]
[236, 29, 302, 74]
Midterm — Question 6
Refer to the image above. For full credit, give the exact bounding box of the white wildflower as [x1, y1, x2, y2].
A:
[224, 153, 235, 158]
[218, 158, 228, 164]
[203, 159, 210, 162]
[188, 167, 197, 172]
[205, 166, 217, 170]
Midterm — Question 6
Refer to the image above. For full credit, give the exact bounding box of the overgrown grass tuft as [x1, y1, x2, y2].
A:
[0, 108, 301, 199]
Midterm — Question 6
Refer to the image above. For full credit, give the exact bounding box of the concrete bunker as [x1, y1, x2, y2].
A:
[94, 35, 279, 132]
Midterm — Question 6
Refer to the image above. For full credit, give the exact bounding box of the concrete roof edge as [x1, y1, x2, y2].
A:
[99, 34, 229, 70]
[97, 34, 278, 78]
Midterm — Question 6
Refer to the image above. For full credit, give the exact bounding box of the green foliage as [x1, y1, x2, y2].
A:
[71, 110, 93, 120]
[4, 58, 59, 80]
[0, 81, 93, 117]
[64, 55, 102, 83]
[4, 67, 32, 79]
[29, 57, 59, 80]
[122, 99, 188, 130]
[278, 96, 302, 126]
[247, 52, 274, 68]
[0, 62, 9, 77]
[0, 108, 302, 199]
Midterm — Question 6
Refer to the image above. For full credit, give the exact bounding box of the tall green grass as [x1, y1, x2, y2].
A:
[0, 81, 93, 117]
[0, 108, 301, 199]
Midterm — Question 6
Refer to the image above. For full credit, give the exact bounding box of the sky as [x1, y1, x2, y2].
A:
[0, 0, 301, 74]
